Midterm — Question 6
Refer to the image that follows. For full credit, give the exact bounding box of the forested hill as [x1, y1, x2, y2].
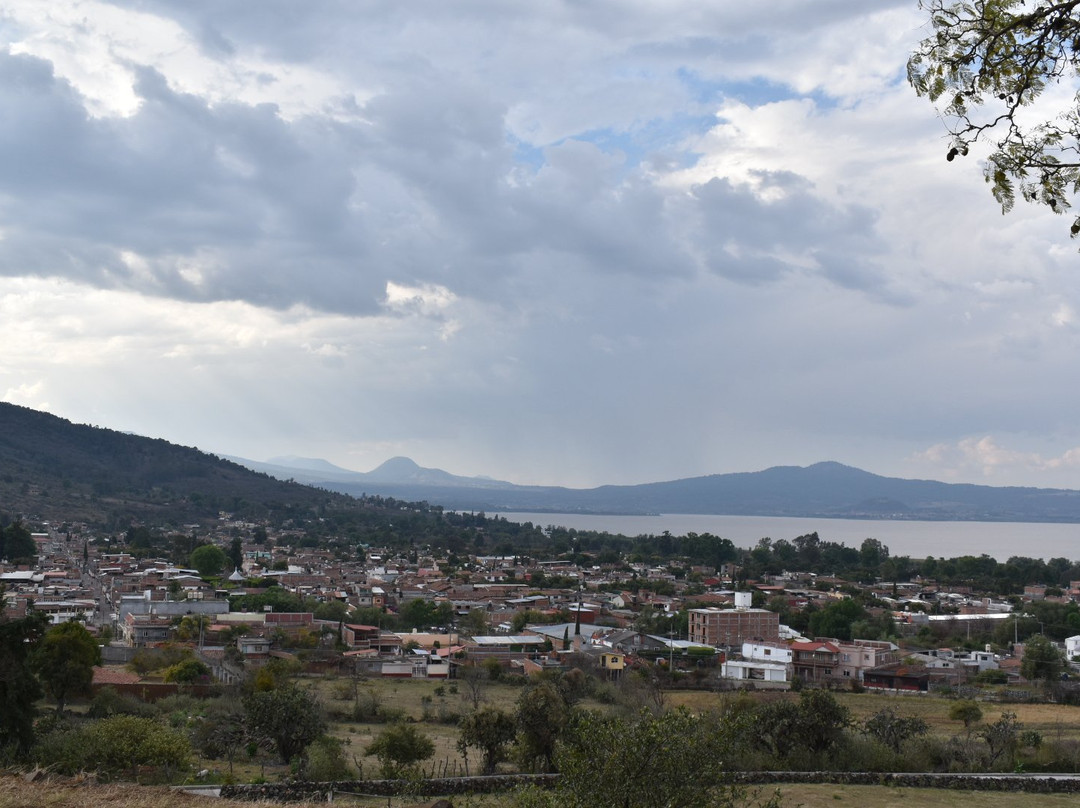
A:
[0, 403, 364, 528]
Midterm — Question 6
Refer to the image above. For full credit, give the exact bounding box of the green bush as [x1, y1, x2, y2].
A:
[34, 715, 190, 779]
[365, 723, 434, 779]
[87, 687, 158, 719]
[303, 735, 355, 781]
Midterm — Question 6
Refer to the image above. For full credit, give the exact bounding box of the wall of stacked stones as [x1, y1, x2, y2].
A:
[221, 771, 1080, 801]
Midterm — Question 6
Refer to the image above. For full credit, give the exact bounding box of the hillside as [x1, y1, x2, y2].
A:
[0, 403, 360, 528]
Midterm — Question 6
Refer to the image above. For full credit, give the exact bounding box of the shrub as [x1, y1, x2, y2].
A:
[948, 700, 983, 728]
[365, 723, 435, 779]
[303, 735, 355, 781]
[34, 715, 190, 779]
[87, 687, 158, 719]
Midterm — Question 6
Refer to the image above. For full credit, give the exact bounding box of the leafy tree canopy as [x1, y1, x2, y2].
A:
[0, 520, 37, 563]
[0, 609, 48, 753]
[189, 543, 227, 577]
[1020, 632, 1065, 681]
[457, 706, 517, 775]
[33, 620, 101, 714]
[243, 684, 326, 763]
[909, 0, 1080, 238]
[365, 723, 435, 778]
[531, 708, 767, 808]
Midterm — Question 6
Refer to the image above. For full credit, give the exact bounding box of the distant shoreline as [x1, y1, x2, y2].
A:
[489, 512, 1080, 561]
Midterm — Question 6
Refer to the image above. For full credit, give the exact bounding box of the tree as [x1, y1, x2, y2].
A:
[863, 707, 929, 753]
[981, 710, 1023, 767]
[227, 536, 244, 573]
[459, 664, 488, 710]
[457, 707, 517, 774]
[949, 699, 984, 728]
[909, 1, 1080, 238]
[0, 520, 37, 563]
[243, 684, 326, 763]
[163, 657, 210, 684]
[515, 679, 570, 773]
[175, 614, 211, 642]
[752, 690, 851, 763]
[511, 609, 546, 632]
[303, 735, 355, 781]
[192, 698, 248, 777]
[365, 723, 435, 778]
[807, 598, 866, 642]
[461, 608, 489, 636]
[33, 620, 101, 714]
[529, 708, 773, 808]
[189, 543, 227, 577]
[398, 598, 454, 631]
[0, 609, 48, 755]
[1020, 632, 1065, 682]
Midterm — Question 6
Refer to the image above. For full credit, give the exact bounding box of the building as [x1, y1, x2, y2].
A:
[790, 640, 840, 683]
[834, 639, 900, 681]
[688, 596, 780, 647]
[720, 641, 791, 683]
[121, 612, 173, 646]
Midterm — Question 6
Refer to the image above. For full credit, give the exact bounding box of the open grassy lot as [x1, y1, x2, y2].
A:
[666, 686, 1080, 740]
[770, 783, 1080, 808]
[7, 776, 1080, 808]
[48, 674, 1080, 789]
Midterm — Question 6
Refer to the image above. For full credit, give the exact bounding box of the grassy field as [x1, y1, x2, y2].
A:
[666, 686, 1080, 740]
[45, 675, 1080, 790]
[6, 776, 1080, 808]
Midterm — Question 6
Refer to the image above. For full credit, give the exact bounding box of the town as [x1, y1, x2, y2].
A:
[4, 515, 1070, 693]
[5, 501, 1080, 807]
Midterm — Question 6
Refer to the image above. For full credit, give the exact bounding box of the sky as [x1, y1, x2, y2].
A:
[3, 1, 1080, 491]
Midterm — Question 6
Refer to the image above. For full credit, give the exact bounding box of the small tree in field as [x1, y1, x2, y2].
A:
[243, 684, 326, 763]
[365, 723, 434, 778]
[33, 620, 101, 714]
[949, 699, 983, 728]
[458, 707, 516, 774]
[515, 679, 570, 773]
[863, 707, 929, 753]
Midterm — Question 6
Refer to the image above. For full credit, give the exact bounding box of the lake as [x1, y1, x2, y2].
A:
[491, 512, 1080, 562]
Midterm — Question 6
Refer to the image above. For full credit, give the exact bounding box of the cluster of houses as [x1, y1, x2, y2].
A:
[0, 520, 1072, 693]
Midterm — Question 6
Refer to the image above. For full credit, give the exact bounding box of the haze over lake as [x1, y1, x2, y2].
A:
[493, 513, 1080, 562]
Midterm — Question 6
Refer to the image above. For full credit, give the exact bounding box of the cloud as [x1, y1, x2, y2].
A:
[912, 437, 1080, 484]
[2, 1, 1080, 490]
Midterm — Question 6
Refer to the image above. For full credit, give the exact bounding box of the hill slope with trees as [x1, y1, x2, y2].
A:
[0, 403, 360, 528]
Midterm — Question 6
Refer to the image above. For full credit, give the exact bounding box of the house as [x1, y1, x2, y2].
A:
[121, 612, 173, 646]
[380, 652, 450, 679]
[720, 641, 791, 683]
[591, 628, 669, 657]
[342, 623, 380, 650]
[833, 639, 899, 681]
[864, 663, 931, 692]
[237, 635, 271, 656]
[790, 640, 840, 683]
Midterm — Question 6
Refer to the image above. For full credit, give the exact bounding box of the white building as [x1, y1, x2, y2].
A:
[719, 641, 791, 683]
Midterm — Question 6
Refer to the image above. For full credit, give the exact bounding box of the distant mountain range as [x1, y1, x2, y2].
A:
[4, 399, 1080, 525]
[227, 454, 1080, 523]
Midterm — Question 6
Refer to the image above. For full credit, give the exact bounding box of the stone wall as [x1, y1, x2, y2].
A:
[726, 772, 1080, 793]
[220, 774, 558, 801]
[221, 772, 1080, 801]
